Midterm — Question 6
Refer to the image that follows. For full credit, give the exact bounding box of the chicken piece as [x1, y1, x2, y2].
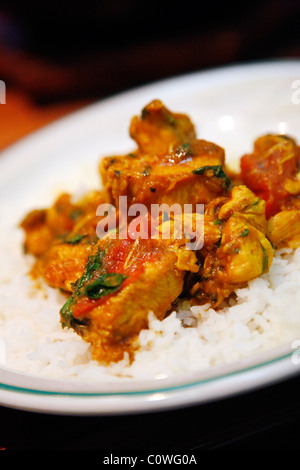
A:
[240, 134, 300, 218]
[38, 203, 121, 292]
[60, 224, 199, 363]
[190, 185, 273, 306]
[100, 138, 230, 209]
[20, 193, 77, 257]
[41, 241, 94, 292]
[267, 210, 300, 249]
[20, 190, 110, 257]
[20, 209, 54, 257]
[100, 100, 230, 209]
[217, 185, 267, 233]
[129, 99, 196, 156]
[20, 189, 112, 289]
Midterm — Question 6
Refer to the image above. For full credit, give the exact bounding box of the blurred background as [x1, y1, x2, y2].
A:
[0, 0, 299, 149]
[0, 0, 300, 451]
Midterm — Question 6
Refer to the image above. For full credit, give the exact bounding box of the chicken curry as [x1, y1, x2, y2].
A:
[20, 100, 300, 363]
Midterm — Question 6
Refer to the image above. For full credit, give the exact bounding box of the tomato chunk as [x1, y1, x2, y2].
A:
[241, 135, 300, 218]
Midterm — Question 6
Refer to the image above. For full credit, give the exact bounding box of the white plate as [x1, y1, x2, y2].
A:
[1, 59, 300, 415]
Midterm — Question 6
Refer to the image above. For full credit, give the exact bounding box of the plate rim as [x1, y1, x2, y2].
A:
[1, 58, 300, 414]
[1, 354, 299, 416]
[0, 341, 297, 395]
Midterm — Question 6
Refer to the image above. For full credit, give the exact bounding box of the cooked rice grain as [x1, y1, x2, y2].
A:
[0, 224, 300, 382]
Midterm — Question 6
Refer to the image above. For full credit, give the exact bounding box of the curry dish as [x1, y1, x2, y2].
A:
[20, 100, 300, 363]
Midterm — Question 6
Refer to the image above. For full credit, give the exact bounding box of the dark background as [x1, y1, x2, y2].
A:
[0, 0, 300, 452]
[0, 0, 299, 104]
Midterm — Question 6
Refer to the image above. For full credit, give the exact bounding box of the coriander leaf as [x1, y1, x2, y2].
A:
[260, 242, 269, 274]
[70, 208, 83, 220]
[176, 142, 192, 157]
[239, 228, 249, 237]
[84, 273, 126, 299]
[60, 248, 105, 325]
[192, 165, 231, 188]
[65, 234, 87, 244]
[60, 295, 74, 325]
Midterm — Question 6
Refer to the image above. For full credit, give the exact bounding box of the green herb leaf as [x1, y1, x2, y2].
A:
[69, 208, 83, 220]
[239, 228, 249, 237]
[84, 273, 126, 299]
[60, 295, 74, 325]
[252, 198, 261, 206]
[60, 248, 105, 324]
[141, 107, 149, 120]
[143, 166, 151, 176]
[78, 248, 104, 289]
[192, 165, 231, 188]
[176, 142, 192, 157]
[65, 234, 87, 244]
[259, 242, 269, 274]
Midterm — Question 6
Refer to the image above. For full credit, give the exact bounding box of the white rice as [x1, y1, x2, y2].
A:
[1, 219, 300, 382]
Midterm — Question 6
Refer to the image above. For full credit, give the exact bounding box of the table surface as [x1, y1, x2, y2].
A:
[1, 91, 300, 452]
